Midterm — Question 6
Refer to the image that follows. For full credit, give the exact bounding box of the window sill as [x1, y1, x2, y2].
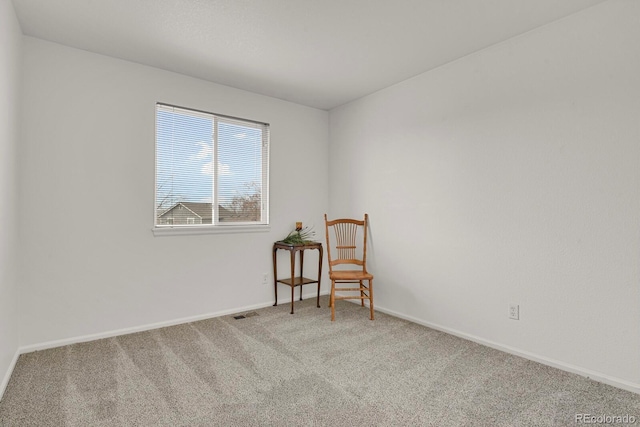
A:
[152, 224, 271, 237]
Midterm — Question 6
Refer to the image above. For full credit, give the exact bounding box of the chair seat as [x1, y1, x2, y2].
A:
[329, 270, 373, 281]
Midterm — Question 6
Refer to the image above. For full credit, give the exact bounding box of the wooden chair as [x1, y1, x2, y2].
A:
[324, 214, 374, 321]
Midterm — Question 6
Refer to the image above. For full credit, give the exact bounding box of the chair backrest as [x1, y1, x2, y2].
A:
[324, 214, 369, 273]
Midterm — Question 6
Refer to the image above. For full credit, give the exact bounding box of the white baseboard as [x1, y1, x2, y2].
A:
[19, 291, 329, 354]
[373, 304, 640, 395]
[0, 348, 20, 402]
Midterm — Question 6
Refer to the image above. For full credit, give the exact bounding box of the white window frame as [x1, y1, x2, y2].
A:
[153, 103, 270, 237]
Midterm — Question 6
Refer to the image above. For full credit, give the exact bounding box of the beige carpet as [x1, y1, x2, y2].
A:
[1, 296, 638, 426]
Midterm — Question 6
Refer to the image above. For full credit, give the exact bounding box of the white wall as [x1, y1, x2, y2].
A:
[19, 37, 329, 347]
[0, 0, 23, 398]
[329, 1, 640, 389]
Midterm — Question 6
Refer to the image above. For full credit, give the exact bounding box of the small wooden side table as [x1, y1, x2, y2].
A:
[272, 241, 323, 314]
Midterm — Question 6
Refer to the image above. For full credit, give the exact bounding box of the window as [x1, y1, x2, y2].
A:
[155, 103, 269, 231]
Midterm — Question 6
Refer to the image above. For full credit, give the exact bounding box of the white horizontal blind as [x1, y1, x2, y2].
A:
[155, 104, 269, 227]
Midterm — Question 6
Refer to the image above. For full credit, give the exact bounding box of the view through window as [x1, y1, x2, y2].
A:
[155, 104, 269, 228]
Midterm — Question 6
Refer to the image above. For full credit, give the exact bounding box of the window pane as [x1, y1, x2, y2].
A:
[217, 119, 263, 223]
[156, 108, 214, 225]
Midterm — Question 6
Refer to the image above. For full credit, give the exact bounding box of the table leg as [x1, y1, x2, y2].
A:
[299, 250, 304, 301]
[290, 249, 296, 314]
[316, 245, 323, 308]
[272, 246, 278, 306]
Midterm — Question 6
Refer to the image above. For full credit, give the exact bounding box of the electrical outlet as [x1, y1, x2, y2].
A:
[262, 273, 268, 285]
[509, 303, 519, 320]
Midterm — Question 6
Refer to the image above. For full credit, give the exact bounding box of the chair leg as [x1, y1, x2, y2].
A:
[328, 280, 333, 308]
[330, 280, 336, 321]
[368, 279, 374, 320]
[359, 280, 365, 306]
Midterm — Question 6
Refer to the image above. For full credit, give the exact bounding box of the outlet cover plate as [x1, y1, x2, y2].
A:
[509, 303, 519, 320]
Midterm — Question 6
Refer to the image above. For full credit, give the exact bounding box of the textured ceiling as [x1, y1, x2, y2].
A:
[12, 0, 605, 110]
